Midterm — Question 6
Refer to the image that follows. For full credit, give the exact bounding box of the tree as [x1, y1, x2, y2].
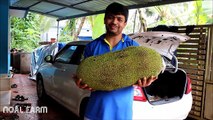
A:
[74, 17, 86, 41]
[60, 17, 88, 41]
[59, 19, 76, 42]
[10, 12, 58, 52]
[142, 1, 212, 28]
[137, 9, 147, 32]
[192, 1, 209, 25]
[10, 12, 41, 52]
[89, 14, 105, 39]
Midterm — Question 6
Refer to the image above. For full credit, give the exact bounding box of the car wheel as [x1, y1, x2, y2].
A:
[79, 97, 89, 119]
[36, 74, 47, 100]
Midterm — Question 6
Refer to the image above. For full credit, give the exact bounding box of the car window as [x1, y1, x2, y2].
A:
[55, 46, 77, 63]
[55, 45, 85, 65]
[70, 45, 85, 65]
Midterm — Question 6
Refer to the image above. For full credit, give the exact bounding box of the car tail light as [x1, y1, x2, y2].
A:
[185, 75, 192, 94]
[133, 86, 147, 102]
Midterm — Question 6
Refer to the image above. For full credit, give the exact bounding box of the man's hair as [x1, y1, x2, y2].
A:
[105, 2, 129, 22]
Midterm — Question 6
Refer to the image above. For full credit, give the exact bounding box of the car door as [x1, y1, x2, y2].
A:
[39, 62, 58, 97]
[53, 45, 87, 109]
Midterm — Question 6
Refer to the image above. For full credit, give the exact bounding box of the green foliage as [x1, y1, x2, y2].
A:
[192, 0, 213, 25]
[192, 1, 207, 24]
[58, 34, 73, 43]
[61, 19, 76, 36]
[138, 1, 212, 29]
[59, 19, 76, 42]
[90, 14, 105, 39]
[202, 1, 213, 24]
[10, 12, 41, 52]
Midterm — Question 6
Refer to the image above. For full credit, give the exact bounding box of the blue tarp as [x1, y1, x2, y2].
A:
[30, 42, 66, 79]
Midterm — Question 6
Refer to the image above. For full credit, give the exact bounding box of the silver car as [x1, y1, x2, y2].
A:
[36, 41, 90, 118]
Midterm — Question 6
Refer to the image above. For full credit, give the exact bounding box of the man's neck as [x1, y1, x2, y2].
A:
[105, 33, 122, 47]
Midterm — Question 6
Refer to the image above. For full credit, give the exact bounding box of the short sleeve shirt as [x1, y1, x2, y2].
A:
[84, 34, 139, 120]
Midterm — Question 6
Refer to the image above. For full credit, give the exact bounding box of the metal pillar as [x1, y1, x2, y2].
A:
[57, 20, 59, 41]
[0, 0, 10, 74]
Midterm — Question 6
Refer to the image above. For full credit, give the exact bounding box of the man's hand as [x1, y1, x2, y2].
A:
[136, 76, 157, 87]
[72, 74, 94, 91]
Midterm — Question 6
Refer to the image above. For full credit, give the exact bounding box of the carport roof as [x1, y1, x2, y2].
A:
[10, 0, 192, 21]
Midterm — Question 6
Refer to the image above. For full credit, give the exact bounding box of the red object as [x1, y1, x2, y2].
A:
[133, 86, 147, 102]
[185, 75, 192, 94]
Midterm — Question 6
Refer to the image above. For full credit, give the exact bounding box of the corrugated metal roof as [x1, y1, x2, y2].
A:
[10, 0, 192, 21]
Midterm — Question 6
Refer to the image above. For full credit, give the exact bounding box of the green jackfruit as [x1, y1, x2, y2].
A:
[77, 46, 163, 91]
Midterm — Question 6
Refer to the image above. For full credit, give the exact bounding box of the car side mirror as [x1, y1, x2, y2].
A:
[44, 55, 53, 63]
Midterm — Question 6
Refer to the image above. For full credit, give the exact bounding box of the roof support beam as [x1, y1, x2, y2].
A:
[57, 10, 104, 21]
[41, 0, 92, 13]
[45, 7, 65, 14]
[71, 0, 92, 6]
[127, 0, 193, 9]
[27, 1, 42, 8]
[30, 9, 62, 18]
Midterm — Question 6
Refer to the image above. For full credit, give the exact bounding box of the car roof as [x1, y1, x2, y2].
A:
[66, 40, 91, 46]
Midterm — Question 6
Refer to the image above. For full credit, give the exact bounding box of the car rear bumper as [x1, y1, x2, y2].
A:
[132, 92, 192, 119]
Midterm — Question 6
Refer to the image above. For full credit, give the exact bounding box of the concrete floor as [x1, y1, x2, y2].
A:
[0, 74, 79, 120]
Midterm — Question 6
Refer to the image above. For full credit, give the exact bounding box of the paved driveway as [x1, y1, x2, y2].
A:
[1, 74, 79, 120]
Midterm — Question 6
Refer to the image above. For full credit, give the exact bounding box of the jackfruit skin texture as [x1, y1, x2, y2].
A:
[77, 46, 163, 91]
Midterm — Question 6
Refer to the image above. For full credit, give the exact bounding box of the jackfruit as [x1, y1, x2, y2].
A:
[76, 46, 164, 91]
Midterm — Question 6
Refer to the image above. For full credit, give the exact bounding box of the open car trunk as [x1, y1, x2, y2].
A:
[144, 69, 187, 105]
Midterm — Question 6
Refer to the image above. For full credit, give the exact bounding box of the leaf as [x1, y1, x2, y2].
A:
[92, 14, 105, 39]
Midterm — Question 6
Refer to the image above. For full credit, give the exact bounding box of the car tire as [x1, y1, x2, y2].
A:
[79, 97, 89, 120]
[36, 74, 47, 100]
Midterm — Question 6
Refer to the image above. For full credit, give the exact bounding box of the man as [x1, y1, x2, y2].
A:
[75, 2, 157, 120]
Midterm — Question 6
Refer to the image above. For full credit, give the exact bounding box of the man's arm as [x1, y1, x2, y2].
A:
[136, 76, 157, 87]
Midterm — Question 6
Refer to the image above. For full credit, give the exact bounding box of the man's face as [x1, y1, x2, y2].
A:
[104, 14, 127, 35]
